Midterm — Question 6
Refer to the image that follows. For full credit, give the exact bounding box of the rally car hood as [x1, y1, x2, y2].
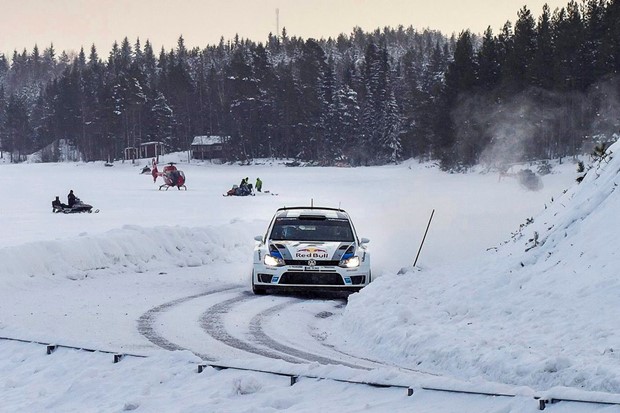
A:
[269, 240, 354, 261]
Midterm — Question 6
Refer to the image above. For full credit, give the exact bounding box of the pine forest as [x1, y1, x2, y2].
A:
[0, 0, 619, 169]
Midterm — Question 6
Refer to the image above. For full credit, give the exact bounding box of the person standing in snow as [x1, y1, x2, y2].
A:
[255, 177, 263, 192]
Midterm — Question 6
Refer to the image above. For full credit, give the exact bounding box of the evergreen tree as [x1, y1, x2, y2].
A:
[56, 64, 82, 143]
[108, 41, 121, 76]
[275, 62, 303, 158]
[57, 51, 70, 75]
[601, 0, 620, 73]
[147, 91, 174, 144]
[119, 37, 132, 73]
[42, 44, 56, 78]
[395, 47, 422, 159]
[134, 38, 144, 68]
[476, 27, 500, 91]
[497, 22, 518, 93]
[530, 4, 554, 89]
[251, 43, 278, 157]
[142, 40, 158, 87]
[31, 44, 42, 82]
[296, 38, 328, 161]
[552, 2, 585, 91]
[380, 90, 403, 163]
[78, 48, 87, 70]
[4, 93, 31, 161]
[204, 65, 226, 141]
[446, 30, 477, 96]
[442, 30, 478, 169]
[418, 42, 449, 161]
[226, 44, 259, 159]
[512, 6, 537, 88]
[326, 84, 360, 162]
[0, 87, 7, 156]
[581, 0, 607, 86]
[88, 44, 100, 68]
[358, 41, 394, 165]
[0, 55, 9, 93]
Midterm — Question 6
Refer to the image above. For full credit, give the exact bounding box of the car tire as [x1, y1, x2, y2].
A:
[252, 284, 266, 295]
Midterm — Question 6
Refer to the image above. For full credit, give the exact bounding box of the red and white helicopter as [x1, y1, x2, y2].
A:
[151, 158, 187, 190]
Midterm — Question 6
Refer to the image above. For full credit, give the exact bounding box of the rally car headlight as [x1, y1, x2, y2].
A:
[339, 256, 360, 268]
[264, 254, 285, 267]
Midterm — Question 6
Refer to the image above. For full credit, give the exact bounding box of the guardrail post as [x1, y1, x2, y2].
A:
[46, 344, 57, 355]
[113, 354, 124, 363]
[197, 364, 207, 373]
[538, 398, 547, 410]
[290, 376, 298, 386]
[407, 388, 414, 396]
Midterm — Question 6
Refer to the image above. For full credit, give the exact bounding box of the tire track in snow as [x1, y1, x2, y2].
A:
[137, 285, 240, 360]
[248, 300, 373, 369]
[198, 292, 306, 364]
[310, 307, 441, 377]
[140, 286, 432, 372]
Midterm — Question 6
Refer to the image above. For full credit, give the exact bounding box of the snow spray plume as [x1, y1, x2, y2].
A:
[453, 77, 620, 171]
[452, 88, 562, 170]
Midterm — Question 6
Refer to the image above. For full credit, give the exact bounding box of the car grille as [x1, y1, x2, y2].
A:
[280, 272, 344, 285]
[284, 260, 340, 266]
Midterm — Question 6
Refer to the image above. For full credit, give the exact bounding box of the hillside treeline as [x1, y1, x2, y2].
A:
[0, 0, 619, 168]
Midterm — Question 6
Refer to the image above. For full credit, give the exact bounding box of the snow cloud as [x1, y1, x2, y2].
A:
[454, 77, 620, 169]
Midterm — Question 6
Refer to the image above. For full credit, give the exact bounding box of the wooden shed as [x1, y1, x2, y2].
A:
[191, 135, 227, 160]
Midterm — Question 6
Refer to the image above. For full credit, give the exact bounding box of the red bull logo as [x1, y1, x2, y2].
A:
[296, 247, 329, 259]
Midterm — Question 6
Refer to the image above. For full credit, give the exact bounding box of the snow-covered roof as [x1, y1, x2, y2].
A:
[191, 135, 228, 146]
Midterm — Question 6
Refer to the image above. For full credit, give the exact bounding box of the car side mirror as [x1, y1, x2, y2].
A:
[360, 237, 370, 245]
[254, 235, 263, 242]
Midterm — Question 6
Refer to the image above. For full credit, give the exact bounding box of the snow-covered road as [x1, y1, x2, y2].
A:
[8, 155, 613, 412]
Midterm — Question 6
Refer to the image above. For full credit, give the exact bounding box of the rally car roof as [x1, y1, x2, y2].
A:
[275, 206, 349, 220]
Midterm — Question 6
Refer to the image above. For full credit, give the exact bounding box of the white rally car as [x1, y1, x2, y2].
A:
[252, 206, 371, 294]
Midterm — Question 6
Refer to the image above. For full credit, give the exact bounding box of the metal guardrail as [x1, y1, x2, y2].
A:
[0, 335, 147, 362]
[2, 335, 620, 410]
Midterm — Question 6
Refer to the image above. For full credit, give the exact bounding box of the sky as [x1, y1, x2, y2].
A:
[3, 145, 620, 411]
[1, 0, 572, 58]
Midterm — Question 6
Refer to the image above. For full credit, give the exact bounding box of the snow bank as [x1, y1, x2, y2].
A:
[338, 142, 620, 393]
[0, 223, 253, 280]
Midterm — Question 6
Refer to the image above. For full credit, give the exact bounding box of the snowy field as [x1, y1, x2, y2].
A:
[2, 151, 619, 412]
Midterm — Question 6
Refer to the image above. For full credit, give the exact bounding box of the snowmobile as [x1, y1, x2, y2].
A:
[53, 198, 98, 214]
[223, 184, 254, 196]
[151, 159, 187, 190]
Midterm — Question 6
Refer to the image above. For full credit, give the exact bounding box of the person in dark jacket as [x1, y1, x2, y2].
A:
[52, 196, 67, 212]
[67, 190, 77, 207]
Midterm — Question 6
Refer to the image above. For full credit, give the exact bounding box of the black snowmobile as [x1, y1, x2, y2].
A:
[53, 198, 98, 214]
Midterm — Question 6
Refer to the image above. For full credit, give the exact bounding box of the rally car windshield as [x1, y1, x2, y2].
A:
[270, 217, 355, 242]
